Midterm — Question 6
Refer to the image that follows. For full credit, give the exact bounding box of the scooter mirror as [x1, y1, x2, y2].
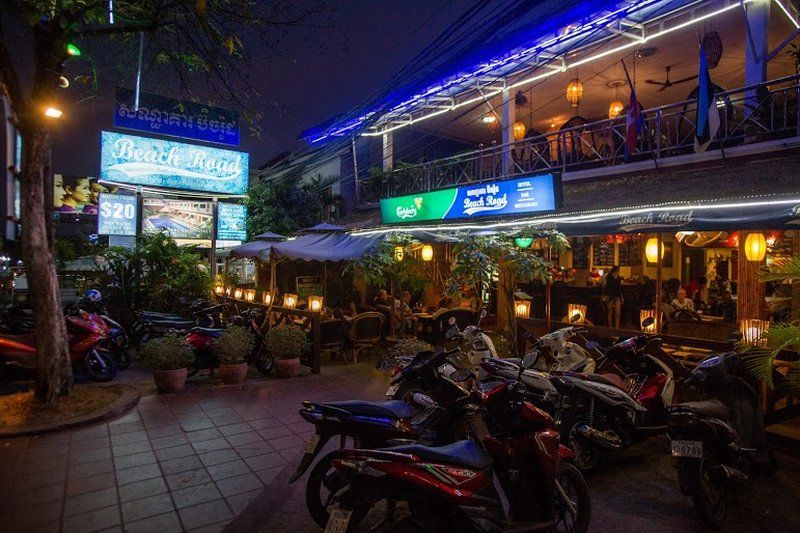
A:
[521, 350, 539, 369]
[445, 326, 459, 340]
[448, 317, 457, 326]
[412, 392, 436, 407]
[585, 340, 600, 350]
[570, 312, 582, 323]
[641, 316, 655, 329]
[480, 308, 487, 319]
[450, 368, 473, 383]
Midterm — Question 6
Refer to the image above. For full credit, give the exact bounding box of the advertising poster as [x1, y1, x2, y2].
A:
[114, 88, 240, 146]
[98, 193, 138, 236]
[54, 174, 119, 215]
[143, 198, 213, 240]
[380, 173, 560, 224]
[217, 203, 247, 241]
[100, 131, 249, 195]
[296, 276, 323, 301]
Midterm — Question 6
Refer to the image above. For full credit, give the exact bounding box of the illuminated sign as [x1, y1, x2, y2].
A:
[380, 173, 560, 224]
[217, 203, 247, 241]
[100, 131, 248, 194]
[98, 193, 138, 236]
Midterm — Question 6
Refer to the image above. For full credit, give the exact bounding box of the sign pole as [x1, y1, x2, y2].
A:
[210, 197, 219, 279]
[135, 186, 143, 236]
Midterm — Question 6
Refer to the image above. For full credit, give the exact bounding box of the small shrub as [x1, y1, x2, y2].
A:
[387, 338, 432, 359]
[211, 325, 253, 364]
[138, 334, 194, 371]
[265, 325, 309, 360]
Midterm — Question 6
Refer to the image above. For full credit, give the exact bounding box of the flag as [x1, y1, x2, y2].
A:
[694, 43, 720, 153]
[622, 60, 643, 161]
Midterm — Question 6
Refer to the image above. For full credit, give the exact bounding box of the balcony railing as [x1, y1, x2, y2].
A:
[365, 74, 800, 201]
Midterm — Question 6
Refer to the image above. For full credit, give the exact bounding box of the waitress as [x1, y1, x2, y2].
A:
[604, 266, 624, 329]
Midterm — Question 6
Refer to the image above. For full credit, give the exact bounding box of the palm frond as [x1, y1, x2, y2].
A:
[759, 255, 800, 282]
[737, 322, 800, 389]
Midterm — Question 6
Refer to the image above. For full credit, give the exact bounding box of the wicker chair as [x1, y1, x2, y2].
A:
[347, 312, 384, 363]
[423, 308, 476, 344]
[319, 319, 348, 363]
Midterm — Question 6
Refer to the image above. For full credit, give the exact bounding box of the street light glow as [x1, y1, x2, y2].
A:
[44, 107, 63, 118]
[66, 43, 82, 57]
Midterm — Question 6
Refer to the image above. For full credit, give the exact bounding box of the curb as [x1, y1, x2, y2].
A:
[0, 385, 141, 438]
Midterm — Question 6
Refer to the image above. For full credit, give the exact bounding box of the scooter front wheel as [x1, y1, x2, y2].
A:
[691, 460, 726, 525]
[83, 350, 118, 382]
[553, 462, 591, 533]
[306, 451, 371, 529]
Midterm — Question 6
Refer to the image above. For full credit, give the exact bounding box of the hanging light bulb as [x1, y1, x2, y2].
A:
[44, 106, 63, 118]
[566, 79, 583, 108]
[482, 114, 497, 124]
[609, 100, 624, 119]
[744, 233, 767, 262]
[512, 121, 526, 142]
[645, 237, 664, 264]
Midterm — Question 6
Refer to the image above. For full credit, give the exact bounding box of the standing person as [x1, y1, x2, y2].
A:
[604, 266, 624, 328]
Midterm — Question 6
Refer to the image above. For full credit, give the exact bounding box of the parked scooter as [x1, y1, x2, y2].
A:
[667, 352, 774, 525]
[66, 290, 132, 370]
[227, 307, 274, 374]
[306, 351, 591, 532]
[130, 300, 224, 349]
[0, 309, 117, 381]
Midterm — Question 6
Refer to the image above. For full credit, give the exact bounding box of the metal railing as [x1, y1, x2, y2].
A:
[364, 74, 800, 201]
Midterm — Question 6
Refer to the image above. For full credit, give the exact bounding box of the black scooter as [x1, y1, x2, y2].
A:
[667, 352, 774, 525]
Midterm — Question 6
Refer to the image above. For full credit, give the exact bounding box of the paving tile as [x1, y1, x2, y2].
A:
[19, 519, 61, 533]
[188, 520, 229, 533]
[165, 467, 212, 491]
[198, 449, 239, 467]
[121, 493, 176, 523]
[247, 417, 283, 430]
[64, 486, 118, 516]
[255, 425, 294, 440]
[265, 434, 304, 451]
[170, 481, 222, 509]
[215, 472, 262, 497]
[150, 434, 189, 450]
[69, 424, 109, 441]
[21, 452, 70, 473]
[177, 499, 232, 530]
[217, 422, 251, 436]
[118, 476, 168, 501]
[77, 436, 112, 450]
[202, 407, 236, 418]
[8, 500, 64, 530]
[160, 454, 203, 475]
[110, 430, 149, 446]
[109, 421, 146, 436]
[112, 440, 152, 457]
[8, 481, 64, 506]
[244, 452, 287, 471]
[255, 465, 285, 485]
[116, 462, 161, 485]
[62, 504, 120, 533]
[70, 447, 112, 465]
[69, 459, 114, 480]
[180, 419, 216, 432]
[190, 438, 231, 454]
[112, 450, 157, 470]
[155, 444, 195, 461]
[225, 488, 260, 514]
[145, 424, 183, 439]
[66, 471, 116, 497]
[208, 412, 244, 425]
[205, 459, 250, 481]
[123, 511, 183, 533]
[175, 411, 209, 422]
[224, 431, 264, 447]
[185, 427, 222, 443]
[234, 441, 274, 458]
[109, 410, 141, 425]
[239, 409, 269, 421]
[16, 466, 67, 490]
[279, 446, 304, 463]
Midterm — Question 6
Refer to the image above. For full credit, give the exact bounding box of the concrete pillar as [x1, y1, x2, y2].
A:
[744, 0, 770, 107]
[501, 88, 514, 177]
[382, 132, 393, 172]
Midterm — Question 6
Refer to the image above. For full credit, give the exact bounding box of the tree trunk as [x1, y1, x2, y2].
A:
[18, 23, 73, 403]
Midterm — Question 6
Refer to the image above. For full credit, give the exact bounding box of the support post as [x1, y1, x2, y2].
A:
[311, 313, 321, 374]
[655, 233, 663, 333]
[744, 0, 770, 108]
[546, 246, 552, 331]
[351, 137, 360, 203]
[737, 230, 767, 322]
[210, 197, 218, 278]
[382, 131, 393, 172]
[501, 87, 514, 177]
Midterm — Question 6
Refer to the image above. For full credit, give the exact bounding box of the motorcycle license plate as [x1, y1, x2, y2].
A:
[303, 434, 321, 454]
[325, 509, 352, 533]
[385, 384, 399, 397]
[671, 440, 703, 458]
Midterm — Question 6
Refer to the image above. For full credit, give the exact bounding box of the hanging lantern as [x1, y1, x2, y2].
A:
[645, 237, 664, 264]
[214, 284, 225, 296]
[262, 292, 273, 305]
[234, 287, 243, 300]
[225, 286, 232, 297]
[394, 245, 404, 262]
[608, 100, 624, 119]
[244, 289, 256, 303]
[308, 295, 324, 313]
[567, 303, 587, 324]
[640, 309, 657, 332]
[515, 237, 533, 249]
[512, 120, 527, 141]
[283, 293, 298, 308]
[740, 318, 769, 346]
[421, 245, 434, 261]
[744, 233, 767, 262]
[566, 79, 583, 108]
[481, 114, 497, 124]
[514, 300, 531, 318]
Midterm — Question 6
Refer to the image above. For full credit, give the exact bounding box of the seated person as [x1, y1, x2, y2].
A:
[685, 276, 707, 301]
[670, 288, 695, 314]
[373, 289, 392, 308]
[459, 287, 481, 313]
[393, 291, 418, 334]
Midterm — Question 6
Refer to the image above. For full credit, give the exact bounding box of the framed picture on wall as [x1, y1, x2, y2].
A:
[646, 241, 674, 267]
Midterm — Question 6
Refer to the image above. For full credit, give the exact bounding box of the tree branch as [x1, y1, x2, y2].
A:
[0, 27, 25, 115]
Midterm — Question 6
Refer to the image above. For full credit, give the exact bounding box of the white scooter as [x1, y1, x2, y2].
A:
[532, 325, 596, 373]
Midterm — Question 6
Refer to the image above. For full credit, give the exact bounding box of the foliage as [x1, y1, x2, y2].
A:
[212, 325, 254, 364]
[138, 334, 194, 371]
[54, 236, 104, 271]
[265, 324, 309, 360]
[386, 338, 433, 359]
[100, 232, 212, 325]
[345, 235, 427, 294]
[244, 178, 322, 237]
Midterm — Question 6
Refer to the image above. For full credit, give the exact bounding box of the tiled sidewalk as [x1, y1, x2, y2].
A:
[0, 364, 388, 533]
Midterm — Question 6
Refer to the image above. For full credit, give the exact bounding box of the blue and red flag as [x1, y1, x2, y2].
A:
[622, 60, 643, 161]
[694, 42, 720, 153]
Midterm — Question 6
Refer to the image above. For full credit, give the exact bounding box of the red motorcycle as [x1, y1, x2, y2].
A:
[305, 366, 591, 532]
[0, 310, 118, 381]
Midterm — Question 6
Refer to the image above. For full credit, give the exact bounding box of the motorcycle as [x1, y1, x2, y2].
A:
[0, 309, 117, 381]
[227, 307, 274, 374]
[533, 325, 595, 373]
[130, 301, 224, 350]
[667, 352, 774, 525]
[306, 351, 591, 532]
[65, 291, 132, 370]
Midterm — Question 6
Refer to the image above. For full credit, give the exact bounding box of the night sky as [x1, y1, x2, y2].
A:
[48, 0, 471, 177]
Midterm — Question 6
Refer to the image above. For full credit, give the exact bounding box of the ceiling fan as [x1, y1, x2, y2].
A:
[645, 66, 698, 92]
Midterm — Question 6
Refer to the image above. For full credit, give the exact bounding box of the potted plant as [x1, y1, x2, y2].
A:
[138, 334, 194, 393]
[265, 324, 309, 378]
[212, 325, 253, 385]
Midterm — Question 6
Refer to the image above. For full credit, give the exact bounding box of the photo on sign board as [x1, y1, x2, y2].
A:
[142, 198, 213, 240]
[216, 203, 247, 241]
[54, 174, 118, 215]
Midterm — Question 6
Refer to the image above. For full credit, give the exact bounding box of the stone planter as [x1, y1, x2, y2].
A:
[152, 368, 188, 393]
[219, 362, 248, 385]
[275, 357, 300, 379]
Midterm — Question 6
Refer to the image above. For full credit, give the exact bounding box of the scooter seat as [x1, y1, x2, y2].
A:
[147, 318, 195, 328]
[584, 372, 628, 391]
[319, 400, 414, 420]
[386, 440, 493, 470]
[190, 326, 226, 335]
[675, 399, 729, 420]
